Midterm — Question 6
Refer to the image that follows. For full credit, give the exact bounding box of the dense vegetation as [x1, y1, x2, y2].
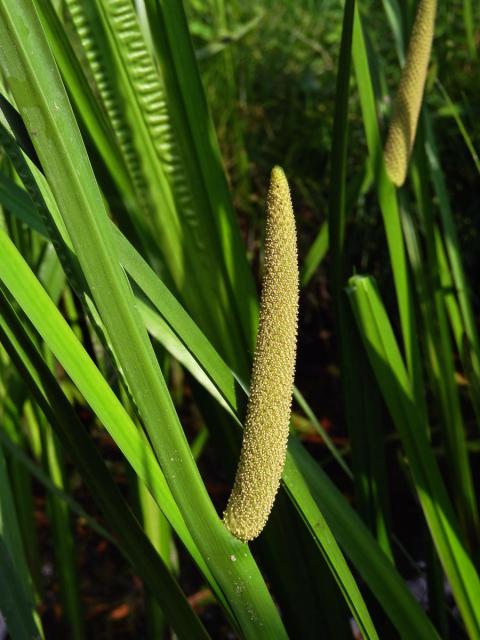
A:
[0, 0, 479, 638]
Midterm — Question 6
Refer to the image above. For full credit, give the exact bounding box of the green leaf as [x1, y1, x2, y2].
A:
[0, 287, 210, 639]
[352, 6, 424, 407]
[300, 220, 329, 287]
[348, 274, 480, 638]
[148, 0, 259, 358]
[64, 0, 253, 373]
[291, 438, 440, 640]
[0, 4, 286, 634]
[0, 536, 40, 640]
[283, 452, 378, 640]
[0, 440, 42, 639]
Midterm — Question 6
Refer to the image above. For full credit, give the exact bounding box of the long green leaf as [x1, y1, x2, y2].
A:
[32, 0, 135, 203]
[423, 112, 480, 429]
[352, 6, 424, 408]
[283, 453, 378, 639]
[0, 442, 42, 639]
[330, 0, 393, 558]
[0, 5, 286, 634]
[0, 226, 225, 604]
[408, 129, 478, 544]
[348, 275, 480, 638]
[291, 438, 440, 640]
[148, 0, 258, 357]
[0, 165, 240, 418]
[64, 0, 252, 373]
[0, 287, 210, 640]
[0, 536, 40, 640]
[300, 220, 329, 287]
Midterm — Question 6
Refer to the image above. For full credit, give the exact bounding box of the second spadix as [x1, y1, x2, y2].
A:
[384, 0, 437, 186]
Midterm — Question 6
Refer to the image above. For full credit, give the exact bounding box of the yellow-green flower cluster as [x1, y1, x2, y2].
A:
[384, 0, 437, 186]
[223, 166, 299, 542]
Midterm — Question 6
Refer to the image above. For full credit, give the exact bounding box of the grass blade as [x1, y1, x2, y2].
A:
[300, 220, 329, 287]
[0, 535, 40, 640]
[292, 438, 440, 639]
[348, 274, 480, 638]
[147, 0, 259, 356]
[0, 287, 211, 639]
[352, 6, 424, 407]
[0, 7, 286, 626]
[423, 112, 480, 428]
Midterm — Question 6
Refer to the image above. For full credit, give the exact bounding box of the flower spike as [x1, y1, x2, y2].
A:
[223, 166, 299, 542]
[384, 0, 437, 186]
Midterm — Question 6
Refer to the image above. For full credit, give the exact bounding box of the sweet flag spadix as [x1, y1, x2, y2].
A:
[223, 166, 299, 542]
